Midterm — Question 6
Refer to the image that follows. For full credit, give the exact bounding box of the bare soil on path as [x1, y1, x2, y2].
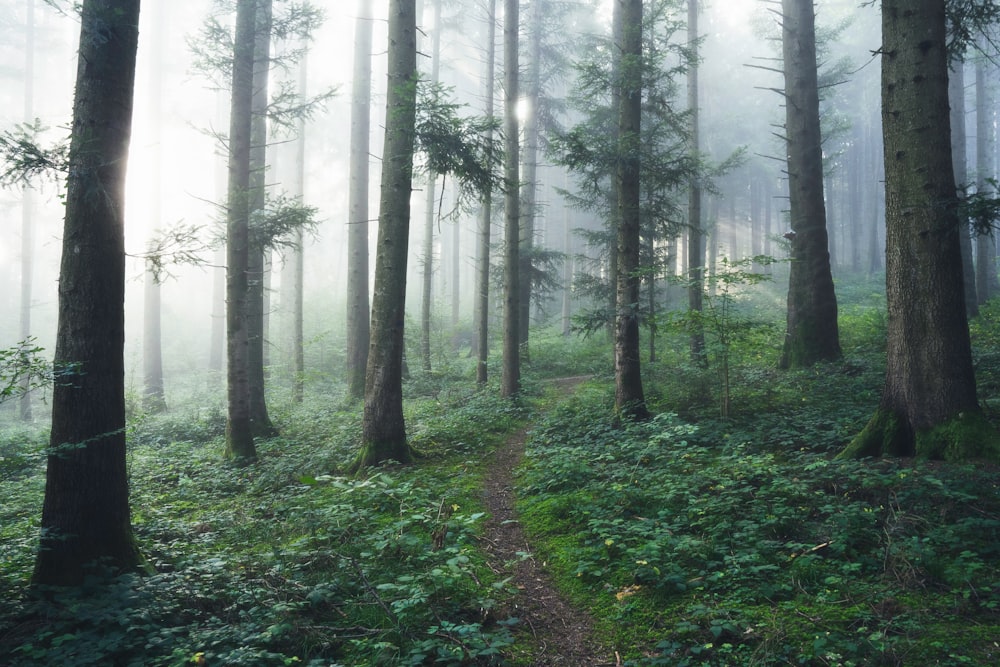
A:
[480, 377, 618, 666]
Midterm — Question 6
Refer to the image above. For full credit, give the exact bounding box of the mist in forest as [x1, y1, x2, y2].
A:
[0, 0, 897, 417]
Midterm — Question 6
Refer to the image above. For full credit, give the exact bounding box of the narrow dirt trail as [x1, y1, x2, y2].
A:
[480, 377, 618, 666]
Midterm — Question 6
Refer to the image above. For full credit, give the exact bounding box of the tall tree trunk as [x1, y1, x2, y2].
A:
[950, 59, 978, 315]
[975, 50, 996, 304]
[451, 197, 460, 325]
[474, 0, 496, 386]
[277, 45, 308, 404]
[357, 0, 418, 469]
[840, 0, 1000, 462]
[500, 0, 521, 398]
[33, 0, 144, 586]
[209, 93, 227, 381]
[561, 170, 573, 336]
[420, 0, 442, 372]
[849, 128, 862, 273]
[779, 0, 841, 369]
[142, 0, 166, 414]
[613, 0, 648, 420]
[517, 0, 543, 355]
[606, 1, 622, 338]
[18, 0, 35, 422]
[346, 0, 373, 400]
[209, 247, 226, 376]
[687, 0, 705, 365]
[247, 0, 276, 437]
[867, 116, 884, 275]
[225, 0, 258, 462]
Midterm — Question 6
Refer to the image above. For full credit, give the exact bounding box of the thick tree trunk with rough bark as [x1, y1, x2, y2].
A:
[475, 0, 496, 387]
[225, 0, 257, 462]
[779, 0, 841, 369]
[500, 0, 521, 398]
[840, 0, 1000, 463]
[357, 0, 418, 469]
[613, 0, 648, 420]
[346, 0, 373, 401]
[33, 0, 145, 587]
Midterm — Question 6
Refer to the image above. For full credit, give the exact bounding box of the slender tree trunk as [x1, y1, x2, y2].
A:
[867, 116, 884, 275]
[474, 0, 496, 386]
[950, 59, 978, 315]
[763, 175, 772, 271]
[849, 129, 862, 273]
[687, 0, 705, 365]
[451, 196, 460, 325]
[613, 0, 648, 420]
[561, 170, 573, 336]
[346, 0, 373, 400]
[142, 0, 166, 413]
[975, 51, 995, 304]
[33, 0, 144, 586]
[225, 0, 258, 462]
[209, 92, 227, 381]
[778, 0, 841, 369]
[841, 0, 1000, 462]
[357, 0, 418, 469]
[18, 0, 35, 422]
[500, 0, 521, 398]
[517, 0, 542, 355]
[209, 247, 226, 375]
[247, 0, 276, 437]
[420, 0, 442, 372]
[288, 50, 307, 404]
[606, 1, 622, 338]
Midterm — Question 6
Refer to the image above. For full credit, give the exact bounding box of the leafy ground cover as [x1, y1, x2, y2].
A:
[0, 385, 528, 666]
[517, 305, 1000, 665]
[2, 288, 999, 665]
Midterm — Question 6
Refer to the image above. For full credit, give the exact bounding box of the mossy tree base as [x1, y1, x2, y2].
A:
[348, 440, 417, 475]
[838, 407, 1000, 463]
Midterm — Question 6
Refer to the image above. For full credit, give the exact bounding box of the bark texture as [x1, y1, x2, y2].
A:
[357, 0, 418, 469]
[840, 0, 1000, 462]
[779, 0, 841, 369]
[613, 0, 648, 420]
[225, 0, 258, 462]
[33, 0, 144, 587]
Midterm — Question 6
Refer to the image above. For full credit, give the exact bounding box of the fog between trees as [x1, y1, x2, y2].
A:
[0, 0, 893, 415]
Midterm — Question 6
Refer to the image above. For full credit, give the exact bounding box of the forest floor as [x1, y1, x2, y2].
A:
[479, 376, 618, 666]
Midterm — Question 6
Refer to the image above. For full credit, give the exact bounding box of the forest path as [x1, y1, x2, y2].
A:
[480, 376, 618, 666]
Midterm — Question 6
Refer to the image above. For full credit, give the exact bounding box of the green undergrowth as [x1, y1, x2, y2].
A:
[517, 382, 1000, 666]
[0, 386, 531, 666]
